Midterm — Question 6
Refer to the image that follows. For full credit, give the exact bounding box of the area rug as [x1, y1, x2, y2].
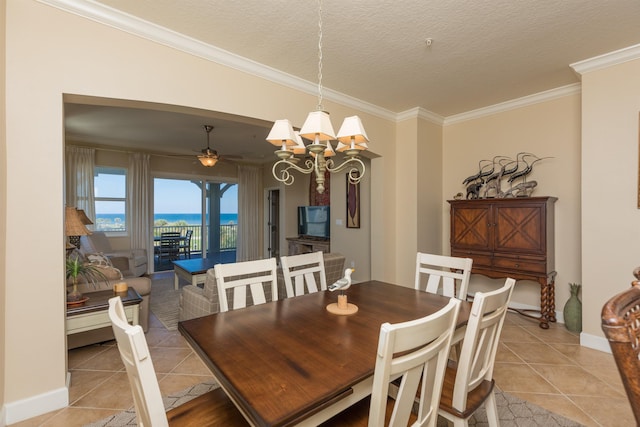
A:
[86, 382, 584, 427]
[149, 273, 181, 331]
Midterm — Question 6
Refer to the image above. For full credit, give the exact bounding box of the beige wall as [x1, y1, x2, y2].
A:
[442, 94, 582, 313]
[0, 0, 7, 419]
[3, 1, 395, 422]
[4, 0, 638, 423]
[581, 58, 640, 340]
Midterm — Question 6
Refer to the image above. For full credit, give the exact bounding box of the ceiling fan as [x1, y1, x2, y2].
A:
[197, 124, 219, 167]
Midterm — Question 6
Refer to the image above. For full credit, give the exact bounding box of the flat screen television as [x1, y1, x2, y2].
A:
[298, 206, 330, 239]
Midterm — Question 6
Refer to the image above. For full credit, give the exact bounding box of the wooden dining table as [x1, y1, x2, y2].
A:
[178, 280, 471, 427]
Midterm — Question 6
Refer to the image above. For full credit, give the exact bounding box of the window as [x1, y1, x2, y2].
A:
[94, 167, 127, 232]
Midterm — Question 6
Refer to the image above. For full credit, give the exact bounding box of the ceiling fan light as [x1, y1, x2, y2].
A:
[198, 154, 218, 167]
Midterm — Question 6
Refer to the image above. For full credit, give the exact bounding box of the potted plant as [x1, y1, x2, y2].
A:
[65, 254, 108, 303]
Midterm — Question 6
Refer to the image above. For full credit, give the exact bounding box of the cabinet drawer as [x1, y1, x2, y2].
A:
[493, 257, 546, 274]
[451, 250, 492, 268]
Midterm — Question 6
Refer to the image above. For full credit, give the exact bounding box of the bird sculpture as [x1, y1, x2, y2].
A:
[329, 268, 354, 292]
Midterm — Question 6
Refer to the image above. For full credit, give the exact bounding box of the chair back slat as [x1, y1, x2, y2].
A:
[602, 281, 640, 425]
[215, 258, 278, 312]
[281, 251, 327, 297]
[108, 297, 169, 427]
[415, 252, 473, 300]
[368, 298, 461, 427]
[451, 278, 515, 411]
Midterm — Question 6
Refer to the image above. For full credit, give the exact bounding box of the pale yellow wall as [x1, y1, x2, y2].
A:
[417, 118, 444, 259]
[4, 0, 395, 419]
[394, 120, 419, 287]
[442, 94, 582, 312]
[328, 158, 371, 282]
[0, 0, 7, 416]
[581, 58, 640, 338]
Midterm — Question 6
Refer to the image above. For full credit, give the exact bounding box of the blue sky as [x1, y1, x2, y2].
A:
[95, 173, 237, 214]
[153, 179, 238, 214]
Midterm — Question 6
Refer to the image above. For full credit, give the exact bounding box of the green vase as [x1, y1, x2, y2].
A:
[563, 283, 582, 333]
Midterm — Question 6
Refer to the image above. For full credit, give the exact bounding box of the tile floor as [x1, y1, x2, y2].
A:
[10, 308, 635, 426]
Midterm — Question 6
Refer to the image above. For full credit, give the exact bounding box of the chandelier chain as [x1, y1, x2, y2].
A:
[316, 0, 324, 111]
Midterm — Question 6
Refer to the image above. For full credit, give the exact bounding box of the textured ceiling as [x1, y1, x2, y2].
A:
[93, 0, 640, 116]
[63, 0, 640, 163]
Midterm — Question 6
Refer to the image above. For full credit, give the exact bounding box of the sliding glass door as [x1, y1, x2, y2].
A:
[153, 177, 237, 271]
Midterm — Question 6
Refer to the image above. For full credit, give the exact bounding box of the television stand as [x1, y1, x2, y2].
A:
[287, 237, 330, 255]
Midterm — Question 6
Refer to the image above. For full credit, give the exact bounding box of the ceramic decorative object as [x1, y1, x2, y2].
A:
[563, 283, 582, 333]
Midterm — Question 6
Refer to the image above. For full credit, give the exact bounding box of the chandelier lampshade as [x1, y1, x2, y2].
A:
[299, 110, 336, 143]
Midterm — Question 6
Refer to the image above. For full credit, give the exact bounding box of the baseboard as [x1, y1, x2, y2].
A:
[3, 385, 68, 425]
[580, 332, 611, 353]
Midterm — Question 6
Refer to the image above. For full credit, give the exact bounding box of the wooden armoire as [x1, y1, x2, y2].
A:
[449, 196, 557, 328]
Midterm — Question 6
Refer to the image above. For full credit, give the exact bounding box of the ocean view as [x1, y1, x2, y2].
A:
[96, 213, 238, 225]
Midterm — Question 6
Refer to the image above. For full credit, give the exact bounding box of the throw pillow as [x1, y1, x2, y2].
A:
[94, 265, 123, 281]
[86, 252, 113, 267]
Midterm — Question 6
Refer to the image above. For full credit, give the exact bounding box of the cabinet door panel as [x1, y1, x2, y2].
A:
[494, 205, 545, 254]
[451, 206, 491, 251]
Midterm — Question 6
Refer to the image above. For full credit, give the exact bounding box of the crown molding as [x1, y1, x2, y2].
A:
[37, 0, 396, 122]
[571, 43, 640, 75]
[396, 107, 445, 125]
[443, 83, 582, 125]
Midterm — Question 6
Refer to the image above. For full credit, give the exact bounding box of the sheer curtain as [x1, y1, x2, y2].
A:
[128, 153, 151, 258]
[237, 165, 262, 261]
[65, 146, 96, 221]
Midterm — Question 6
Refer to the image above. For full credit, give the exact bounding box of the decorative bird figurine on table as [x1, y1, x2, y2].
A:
[326, 268, 358, 315]
[329, 268, 354, 292]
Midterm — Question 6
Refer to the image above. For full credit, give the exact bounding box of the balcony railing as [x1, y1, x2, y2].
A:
[153, 224, 237, 257]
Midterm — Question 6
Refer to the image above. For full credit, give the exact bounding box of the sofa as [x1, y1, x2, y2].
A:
[66, 255, 151, 349]
[179, 252, 346, 321]
[80, 231, 148, 277]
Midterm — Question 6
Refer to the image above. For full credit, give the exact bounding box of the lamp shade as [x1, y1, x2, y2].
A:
[76, 208, 93, 225]
[65, 206, 91, 237]
[266, 119, 298, 147]
[299, 111, 336, 142]
[336, 115, 369, 145]
[337, 141, 369, 152]
[289, 131, 307, 155]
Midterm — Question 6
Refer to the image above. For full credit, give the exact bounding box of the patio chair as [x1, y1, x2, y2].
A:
[438, 278, 515, 427]
[108, 296, 247, 426]
[178, 229, 193, 259]
[157, 232, 181, 264]
[601, 281, 640, 424]
[214, 258, 278, 312]
[280, 251, 327, 297]
[320, 298, 461, 426]
[415, 252, 473, 300]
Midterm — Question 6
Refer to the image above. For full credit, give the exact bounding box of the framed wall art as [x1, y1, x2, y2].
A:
[346, 172, 360, 228]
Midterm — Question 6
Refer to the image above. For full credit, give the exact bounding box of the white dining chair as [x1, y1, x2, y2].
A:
[320, 298, 462, 427]
[280, 251, 327, 297]
[438, 277, 515, 427]
[415, 252, 473, 300]
[214, 257, 278, 312]
[107, 296, 248, 426]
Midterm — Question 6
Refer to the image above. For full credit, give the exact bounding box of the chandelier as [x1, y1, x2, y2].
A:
[266, 0, 368, 194]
